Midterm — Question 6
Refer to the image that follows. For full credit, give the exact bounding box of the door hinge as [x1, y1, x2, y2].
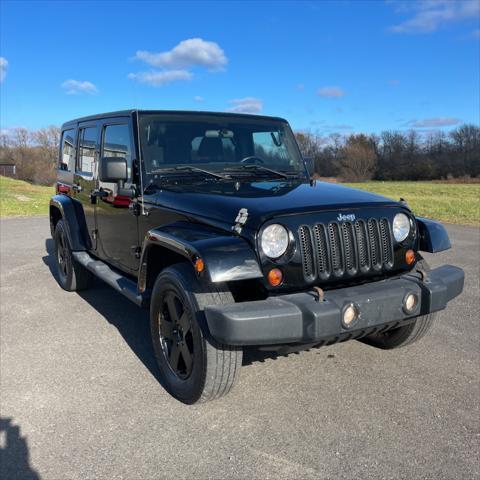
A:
[129, 200, 141, 216]
[131, 246, 142, 259]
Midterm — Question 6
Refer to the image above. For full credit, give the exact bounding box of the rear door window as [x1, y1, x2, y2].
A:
[77, 127, 98, 175]
[59, 129, 76, 171]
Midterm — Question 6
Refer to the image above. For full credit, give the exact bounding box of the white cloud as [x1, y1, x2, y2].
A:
[128, 69, 192, 86]
[296, 83, 305, 91]
[227, 97, 263, 114]
[0, 126, 29, 140]
[408, 116, 461, 127]
[0, 57, 8, 83]
[134, 38, 227, 70]
[389, 0, 480, 34]
[130, 38, 226, 88]
[0, 127, 17, 137]
[317, 86, 345, 98]
[193, 95, 204, 102]
[61, 79, 98, 95]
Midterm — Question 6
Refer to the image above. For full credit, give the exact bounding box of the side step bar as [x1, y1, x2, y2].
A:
[72, 251, 149, 307]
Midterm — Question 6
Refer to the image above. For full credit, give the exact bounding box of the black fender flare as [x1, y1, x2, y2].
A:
[416, 217, 451, 253]
[138, 222, 263, 292]
[49, 195, 91, 251]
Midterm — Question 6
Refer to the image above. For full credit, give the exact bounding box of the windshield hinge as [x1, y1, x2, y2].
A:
[232, 208, 248, 234]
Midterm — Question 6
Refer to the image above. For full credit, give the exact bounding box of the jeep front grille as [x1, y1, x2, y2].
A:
[298, 218, 394, 281]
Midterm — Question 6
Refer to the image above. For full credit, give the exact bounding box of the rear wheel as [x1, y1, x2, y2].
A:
[150, 264, 242, 404]
[54, 220, 92, 291]
[362, 258, 436, 349]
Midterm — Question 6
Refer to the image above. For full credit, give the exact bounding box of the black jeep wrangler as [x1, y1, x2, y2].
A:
[50, 110, 464, 404]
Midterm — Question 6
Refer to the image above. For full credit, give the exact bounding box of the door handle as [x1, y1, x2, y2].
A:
[91, 188, 108, 198]
[89, 188, 108, 204]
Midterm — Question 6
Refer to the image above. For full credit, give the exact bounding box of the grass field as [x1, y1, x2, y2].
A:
[0, 176, 53, 217]
[0, 176, 478, 226]
[346, 181, 480, 227]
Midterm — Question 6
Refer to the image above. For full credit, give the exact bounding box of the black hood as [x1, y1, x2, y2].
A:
[144, 179, 400, 229]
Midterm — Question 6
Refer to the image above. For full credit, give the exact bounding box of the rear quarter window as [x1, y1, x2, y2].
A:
[59, 129, 76, 171]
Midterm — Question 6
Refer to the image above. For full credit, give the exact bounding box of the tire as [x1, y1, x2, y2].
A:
[150, 264, 242, 404]
[53, 220, 92, 292]
[362, 258, 436, 349]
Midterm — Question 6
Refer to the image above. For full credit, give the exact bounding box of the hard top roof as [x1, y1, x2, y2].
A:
[61, 110, 288, 128]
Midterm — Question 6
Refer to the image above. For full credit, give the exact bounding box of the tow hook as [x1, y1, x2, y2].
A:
[417, 268, 428, 282]
[313, 286, 325, 302]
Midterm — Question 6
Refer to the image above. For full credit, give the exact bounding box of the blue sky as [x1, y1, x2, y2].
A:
[1, 0, 479, 133]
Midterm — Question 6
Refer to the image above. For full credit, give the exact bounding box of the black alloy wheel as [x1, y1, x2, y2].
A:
[158, 291, 194, 380]
[53, 219, 92, 292]
[150, 264, 242, 404]
[56, 227, 71, 283]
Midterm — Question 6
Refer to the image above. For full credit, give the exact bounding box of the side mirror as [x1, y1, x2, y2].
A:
[304, 157, 315, 178]
[99, 157, 128, 183]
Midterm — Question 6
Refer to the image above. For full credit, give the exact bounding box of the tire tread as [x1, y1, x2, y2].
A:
[362, 257, 436, 349]
[194, 279, 242, 403]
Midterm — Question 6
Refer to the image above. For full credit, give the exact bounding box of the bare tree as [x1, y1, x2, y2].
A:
[295, 131, 326, 174]
[337, 134, 377, 181]
[0, 127, 59, 184]
[450, 124, 480, 177]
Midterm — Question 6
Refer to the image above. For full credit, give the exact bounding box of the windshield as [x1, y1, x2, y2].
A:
[138, 113, 305, 178]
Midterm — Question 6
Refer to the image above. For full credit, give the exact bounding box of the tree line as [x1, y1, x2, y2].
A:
[0, 127, 60, 185]
[0, 124, 479, 185]
[295, 124, 480, 181]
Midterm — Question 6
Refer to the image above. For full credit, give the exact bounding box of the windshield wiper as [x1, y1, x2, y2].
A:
[225, 164, 294, 179]
[151, 165, 226, 180]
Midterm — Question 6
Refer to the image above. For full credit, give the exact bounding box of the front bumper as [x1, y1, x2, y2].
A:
[204, 265, 464, 346]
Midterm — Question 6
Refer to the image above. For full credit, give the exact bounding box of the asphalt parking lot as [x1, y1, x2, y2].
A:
[1, 216, 479, 480]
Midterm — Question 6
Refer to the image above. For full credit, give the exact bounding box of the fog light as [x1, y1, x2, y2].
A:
[403, 292, 419, 314]
[267, 268, 283, 286]
[342, 303, 359, 328]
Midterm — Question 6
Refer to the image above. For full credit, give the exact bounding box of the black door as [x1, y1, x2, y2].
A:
[73, 124, 99, 250]
[95, 119, 139, 272]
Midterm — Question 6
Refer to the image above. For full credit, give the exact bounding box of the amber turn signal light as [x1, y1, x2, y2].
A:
[267, 268, 283, 286]
[194, 257, 205, 273]
[405, 249, 415, 265]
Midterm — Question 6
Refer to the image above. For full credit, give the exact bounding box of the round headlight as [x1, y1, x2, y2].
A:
[260, 224, 289, 259]
[393, 213, 411, 242]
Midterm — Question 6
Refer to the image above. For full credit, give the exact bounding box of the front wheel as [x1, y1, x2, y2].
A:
[362, 258, 436, 349]
[362, 313, 436, 349]
[150, 264, 242, 404]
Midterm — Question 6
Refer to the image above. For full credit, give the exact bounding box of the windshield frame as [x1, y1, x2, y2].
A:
[137, 112, 308, 183]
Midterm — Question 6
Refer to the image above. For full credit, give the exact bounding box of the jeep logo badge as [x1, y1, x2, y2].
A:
[337, 213, 356, 222]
